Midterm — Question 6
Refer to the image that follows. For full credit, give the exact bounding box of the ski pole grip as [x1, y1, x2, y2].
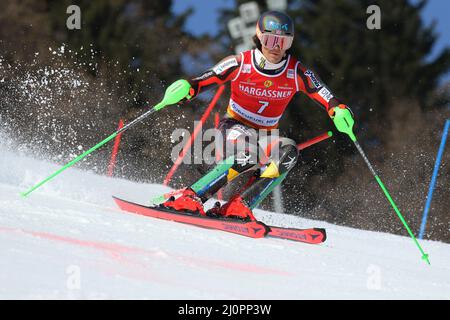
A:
[332, 107, 357, 142]
[158, 79, 192, 109]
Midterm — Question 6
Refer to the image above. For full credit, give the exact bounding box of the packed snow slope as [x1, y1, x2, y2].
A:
[0, 148, 449, 299]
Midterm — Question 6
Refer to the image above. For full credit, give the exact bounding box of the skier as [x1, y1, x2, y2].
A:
[161, 10, 354, 221]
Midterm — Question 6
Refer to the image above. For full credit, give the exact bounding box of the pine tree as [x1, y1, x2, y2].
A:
[0, 0, 196, 181]
[289, 0, 450, 125]
[45, 0, 194, 104]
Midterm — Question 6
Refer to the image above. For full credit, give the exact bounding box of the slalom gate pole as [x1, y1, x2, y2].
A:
[332, 108, 430, 265]
[419, 119, 450, 239]
[107, 119, 124, 177]
[297, 131, 333, 150]
[163, 85, 225, 186]
[21, 79, 192, 197]
[214, 112, 224, 201]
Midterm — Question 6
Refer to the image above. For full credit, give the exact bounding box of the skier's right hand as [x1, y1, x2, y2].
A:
[161, 79, 195, 107]
[174, 80, 195, 106]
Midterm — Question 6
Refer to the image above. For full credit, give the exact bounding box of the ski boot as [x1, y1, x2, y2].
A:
[162, 188, 206, 216]
[207, 195, 256, 221]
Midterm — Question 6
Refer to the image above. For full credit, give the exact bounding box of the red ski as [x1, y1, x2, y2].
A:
[113, 196, 326, 244]
[267, 226, 326, 244]
[113, 196, 268, 238]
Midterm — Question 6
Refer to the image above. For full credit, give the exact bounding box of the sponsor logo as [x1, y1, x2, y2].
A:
[213, 58, 238, 75]
[222, 224, 250, 234]
[229, 100, 281, 126]
[238, 84, 293, 99]
[236, 153, 252, 166]
[240, 79, 256, 85]
[252, 227, 263, 234]
[277, 230, 307, 240]
[267, 21, 289, 32]
[318, 87, 334, 103]
[264, 80, 273, 88]
[282, 156, 296, 170]
[278, 84, 294, 90]
[258, 57, 266, 69]
[287, 69, 295, 79]
[192, 70, 214, 81]
[242, 64, 251, 73]
[304, 70, 322, 88]
[230, 105, 277, 126]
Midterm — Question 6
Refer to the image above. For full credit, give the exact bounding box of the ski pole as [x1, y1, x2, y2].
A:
[21, 79, 193, 197]
[332, 107, 430, 265]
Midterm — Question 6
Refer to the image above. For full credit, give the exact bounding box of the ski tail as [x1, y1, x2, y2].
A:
[267, 226, 326, 244]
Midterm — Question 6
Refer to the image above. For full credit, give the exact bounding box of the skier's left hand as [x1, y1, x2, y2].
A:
[328, 104, 355, 137]
[328, 104, 353, 120]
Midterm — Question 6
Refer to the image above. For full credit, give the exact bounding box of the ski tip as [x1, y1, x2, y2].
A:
[19, 192, 28, 198]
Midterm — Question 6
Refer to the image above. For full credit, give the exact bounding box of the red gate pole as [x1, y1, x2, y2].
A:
[297, 131, 332, 150]
[163, 86, 225, 186]
[214, 112, 224, 201]
[107, 119, 124, 177]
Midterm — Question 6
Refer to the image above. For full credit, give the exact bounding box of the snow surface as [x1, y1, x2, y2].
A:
[0, 146, 449, 300]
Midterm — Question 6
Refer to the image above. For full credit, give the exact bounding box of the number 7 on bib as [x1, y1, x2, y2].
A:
[257, 101, 270, 114]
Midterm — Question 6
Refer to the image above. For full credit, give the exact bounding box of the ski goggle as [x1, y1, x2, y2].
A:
[258, 33, 293, 50]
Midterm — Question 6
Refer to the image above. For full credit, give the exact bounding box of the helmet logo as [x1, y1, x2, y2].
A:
[266, 21, 289, 32]
[264, 80, 273, 88]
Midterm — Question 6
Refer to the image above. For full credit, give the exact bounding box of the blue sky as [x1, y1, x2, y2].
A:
[420, 0, 450, 61]
[173, 0, 234, 37]
[173, 0, 449, 79]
